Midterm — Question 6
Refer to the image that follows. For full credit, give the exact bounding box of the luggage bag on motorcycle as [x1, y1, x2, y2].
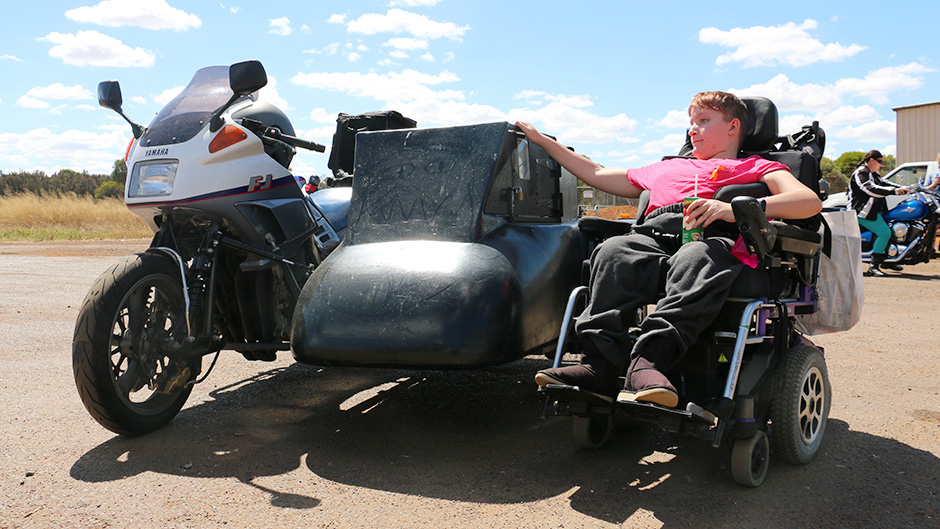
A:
[327, 110, 417, 183]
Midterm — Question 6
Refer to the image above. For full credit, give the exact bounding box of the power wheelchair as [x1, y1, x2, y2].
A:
[539, 96, 831, 487]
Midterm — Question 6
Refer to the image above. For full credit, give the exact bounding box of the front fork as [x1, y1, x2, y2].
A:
[146, 225, 226, 370]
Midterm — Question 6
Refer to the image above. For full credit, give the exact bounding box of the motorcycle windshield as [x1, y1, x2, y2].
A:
[138, 65, 253, 147]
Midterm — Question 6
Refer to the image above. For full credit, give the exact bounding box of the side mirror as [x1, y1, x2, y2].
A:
[96, 79, 144, 139]
[229, 60, 267, 96]
[98, 80, 123, 110]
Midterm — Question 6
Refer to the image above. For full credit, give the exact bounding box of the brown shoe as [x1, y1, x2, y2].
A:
[535, 349, 619, 401]
[618, 357, 678, 408]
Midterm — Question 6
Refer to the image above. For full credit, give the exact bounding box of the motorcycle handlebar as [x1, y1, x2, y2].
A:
[263, 126, 326, 153]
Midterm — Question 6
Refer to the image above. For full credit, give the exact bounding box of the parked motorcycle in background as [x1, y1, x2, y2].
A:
[72, 61, 369, 435]
[860, 185, 940, 268]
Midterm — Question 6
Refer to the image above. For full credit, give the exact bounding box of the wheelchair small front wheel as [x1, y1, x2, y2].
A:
[731, 430, 770, 487]
[572, 415, 611, 449]
[771, 344, 831, 465]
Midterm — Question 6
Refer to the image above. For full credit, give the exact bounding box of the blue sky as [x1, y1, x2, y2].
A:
[0, 0, 937, 178]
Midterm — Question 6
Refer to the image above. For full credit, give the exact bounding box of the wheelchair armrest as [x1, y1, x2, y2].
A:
[577, 215, 633, 240]
[771, 221, 821, 256]
[731, 196, 777, 257]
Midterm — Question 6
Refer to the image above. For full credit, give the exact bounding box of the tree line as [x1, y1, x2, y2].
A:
[0, 160, 127, 199]
[1, 152, 889, 200]
[821, 152, 896, 194]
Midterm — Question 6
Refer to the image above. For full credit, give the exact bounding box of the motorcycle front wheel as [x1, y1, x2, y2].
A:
[73, 252, 197, 436]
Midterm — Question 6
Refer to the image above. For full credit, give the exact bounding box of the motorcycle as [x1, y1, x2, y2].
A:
[859, 185, 940, 267]
[73, 61, 358, 435]
[74, 59, 581, 437]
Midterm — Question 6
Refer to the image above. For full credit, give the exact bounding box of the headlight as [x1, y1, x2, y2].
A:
[128, 160, 179, 197]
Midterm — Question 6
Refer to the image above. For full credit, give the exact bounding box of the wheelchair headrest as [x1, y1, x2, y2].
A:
[740, 96, 778, 153]
[676, 95, 779, 157]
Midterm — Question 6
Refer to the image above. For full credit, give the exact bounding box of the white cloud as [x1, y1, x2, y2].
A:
[15, 96, 50, 109]
[131, 96, 147, 105]
[699, 19, 865, 68]
[0, 128, 129, 174]
[257, 75, 288, 110]
[388, 0, 444, 6]
[154, 85, 184, 105]
[16, 83, 93, 111]
[421, 52, 435, 62]
[835, 63, 936, 104]
[639, 133, 688, 155]
[24, 83, 94, 101]
[304, 43, 340, 55]
[39, 30, 155, 67]
[269, 17, 292, 36]
[384, 37, 429, 50]
[390, 99, 506, 127]
[292, 69, 463, 102]
[731, 74, 842, 112]
[328, 14, 347, 25]
[309, 108, 335, 123]
[345, 9, 469, 40]
[512, 93, 639, 145]
[833, 120, 895, 141]
[657, 109, 690, 128]
[1, 54, 24, 62]
[389, 50, 409, 59]
[66, 0, 201, 31]
[301, 24, 311, 33]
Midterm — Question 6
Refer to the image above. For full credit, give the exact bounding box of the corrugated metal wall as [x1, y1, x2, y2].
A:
[895, 102, 940, 164]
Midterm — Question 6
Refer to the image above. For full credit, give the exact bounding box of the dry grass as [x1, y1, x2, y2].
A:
[0, 193, 152, 241]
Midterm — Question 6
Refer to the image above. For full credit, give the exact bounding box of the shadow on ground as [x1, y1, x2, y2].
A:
[71, 359, 939, 527]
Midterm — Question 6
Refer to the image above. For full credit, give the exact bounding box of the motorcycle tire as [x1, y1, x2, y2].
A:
[72, 252, 197, 436]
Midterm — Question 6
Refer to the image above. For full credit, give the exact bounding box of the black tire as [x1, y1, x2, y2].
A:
[731, 430, 770, 487]
[72, 253, 196, 436]
[572, 414, 611, 449]
[770, 344, 831, 465]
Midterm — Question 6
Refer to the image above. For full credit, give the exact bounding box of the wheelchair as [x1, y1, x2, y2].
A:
[539, 96, 831, 488]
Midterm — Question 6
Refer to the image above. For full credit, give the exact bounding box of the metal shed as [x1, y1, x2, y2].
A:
[893, 101, 940, 164]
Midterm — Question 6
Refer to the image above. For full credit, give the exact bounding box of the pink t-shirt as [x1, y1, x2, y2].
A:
[627, 156, 789, 215]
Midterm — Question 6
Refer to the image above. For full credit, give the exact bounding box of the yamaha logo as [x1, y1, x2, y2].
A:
[145, 148, 169, 156]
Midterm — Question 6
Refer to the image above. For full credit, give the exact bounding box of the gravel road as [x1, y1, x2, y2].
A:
[1, 239, 937, 528]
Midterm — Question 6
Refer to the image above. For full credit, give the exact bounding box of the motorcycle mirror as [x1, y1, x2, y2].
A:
[229, 60, 267, 96]
[97, 80, 123, 110]
[209, 60, 268, 133]
[97, 80, 145, 139]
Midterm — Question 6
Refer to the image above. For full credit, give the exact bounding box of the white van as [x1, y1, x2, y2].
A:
[822, 160, 940, 209]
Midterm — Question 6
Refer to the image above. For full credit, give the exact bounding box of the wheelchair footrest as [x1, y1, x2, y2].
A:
[616, 400, 717, 427]
[540, 384, 615, 417]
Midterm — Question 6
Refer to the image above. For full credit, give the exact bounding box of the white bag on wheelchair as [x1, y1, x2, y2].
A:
[796, 209, 864, 335]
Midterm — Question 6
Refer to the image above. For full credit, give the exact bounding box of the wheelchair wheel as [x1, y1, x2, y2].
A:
[770, 344, 830, 465]
[731, 430, 770, 487]
[572, 415, 611, 449]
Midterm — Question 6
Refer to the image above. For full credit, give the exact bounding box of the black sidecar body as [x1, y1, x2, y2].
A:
[291, 122, 584, 367]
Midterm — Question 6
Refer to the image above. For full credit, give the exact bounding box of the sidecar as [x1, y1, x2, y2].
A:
[291, 122, 585, 367]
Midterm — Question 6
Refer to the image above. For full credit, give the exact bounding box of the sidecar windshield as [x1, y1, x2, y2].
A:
[138, 65, 255, 147]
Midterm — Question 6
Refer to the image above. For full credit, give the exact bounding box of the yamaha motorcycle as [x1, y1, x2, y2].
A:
[73, 61, 353, 435]
[861, 185, 940, 267]
[75, 60, 583, 437]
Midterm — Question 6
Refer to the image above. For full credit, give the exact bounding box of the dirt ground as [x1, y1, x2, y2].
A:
[1, 239, 937, 528]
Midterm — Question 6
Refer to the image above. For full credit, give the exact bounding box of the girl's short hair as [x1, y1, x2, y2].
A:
[689, 91, 750, 138]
